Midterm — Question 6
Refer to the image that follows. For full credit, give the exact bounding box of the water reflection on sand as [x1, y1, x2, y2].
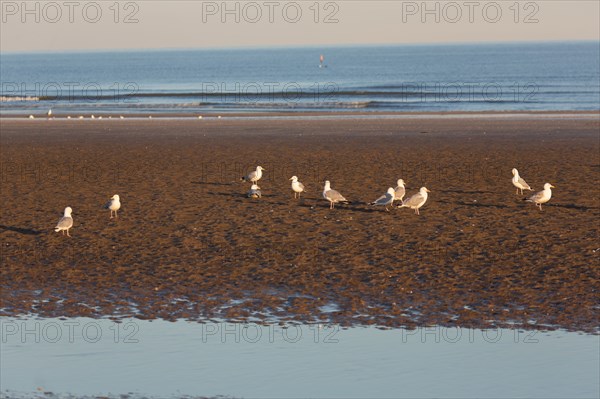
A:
[1, 317, 598, 398]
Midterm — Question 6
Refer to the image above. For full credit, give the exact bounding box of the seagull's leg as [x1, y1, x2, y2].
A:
[67, 229, 71, 237]
[115, 210, 118, 218]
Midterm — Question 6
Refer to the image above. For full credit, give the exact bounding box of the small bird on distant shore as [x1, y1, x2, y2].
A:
[394, 179, 407, 203]
[247, 184, 261, 198]
[525, 183, 554, 210]
[323, 180, 350, 209]
[241, 166, 265, 185]
[512, 168, 533, 195]
[399, 187, 430, 215]
[104, 194, 121, 218]
[55, 207, 73, 237]
[289, 176, 305, 198]
[369, 187, 396, 211]
[47, 109, 52, 119]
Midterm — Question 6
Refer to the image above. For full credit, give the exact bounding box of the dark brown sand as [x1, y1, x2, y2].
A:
[1, 116, 599, 332]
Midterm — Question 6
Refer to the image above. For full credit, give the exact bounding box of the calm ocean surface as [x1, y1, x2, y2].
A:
[1, 42, 599, 115]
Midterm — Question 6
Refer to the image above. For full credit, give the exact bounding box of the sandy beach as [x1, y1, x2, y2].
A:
[1, 115, 599, 333]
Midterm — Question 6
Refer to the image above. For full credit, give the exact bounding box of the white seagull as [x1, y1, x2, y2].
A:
[323, 181, 350, 209]
[369, 187, 396, 211]
[525, 183, 555, 210]
[104, 194, 121, 218]
[247, 184, 261, 198]
[241, 166, 265, 185]
[55, 207, 73, 237]
[399, 187, 431, 215]
[289, 176, 305, 198]
[512, 168, 533, 195]
[394, 179, 407, 203]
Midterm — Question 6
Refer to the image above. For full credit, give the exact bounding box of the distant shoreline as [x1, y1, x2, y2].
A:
[1, 110, 599, 121]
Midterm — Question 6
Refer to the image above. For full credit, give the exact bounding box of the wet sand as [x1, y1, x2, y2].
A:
[1, 116, 599, 332]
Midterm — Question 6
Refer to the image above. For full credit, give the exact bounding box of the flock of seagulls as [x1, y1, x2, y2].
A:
[55, 195, 120, 237]
[239, 166, 431, 213]
[511, 168, 555, 210]
[54, 167, 555, 238]
[238, 166, 554, 215]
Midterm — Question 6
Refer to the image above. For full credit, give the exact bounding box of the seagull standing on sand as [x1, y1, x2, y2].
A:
[399, 187, 431, 215]
[104, 194, 121, 218]
[369, 187, 396, 211]
[47, 109, 52, 119]
[242, 166, 265, 185]
[289, 176, 305, 198]
[525, 183, 555, 210]
[323, 180, 350, 209]
[55, 207, 73, 237]
[247, 184, 261, 198]
[394, 179, 407, 203]
[512, 168, 533, 195]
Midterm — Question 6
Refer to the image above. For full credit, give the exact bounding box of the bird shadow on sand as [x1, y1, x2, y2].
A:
[445, 189, 495, 194]
[191, 181, 232, 186]
[208, 192, 247, 199]
[455, 201, 510, 209]
[0, 225, 43, 235]
[547, 203, 596, 211]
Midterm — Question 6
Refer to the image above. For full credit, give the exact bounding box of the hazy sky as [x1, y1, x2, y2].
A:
[1, 1, 599, 52]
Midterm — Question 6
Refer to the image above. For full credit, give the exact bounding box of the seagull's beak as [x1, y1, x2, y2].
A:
[289, 177, 293, 181]
[426, 189, 431, 192]
[551, 185, 556, 188]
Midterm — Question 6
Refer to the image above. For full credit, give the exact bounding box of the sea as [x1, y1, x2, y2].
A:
[1, 41, 599, 115]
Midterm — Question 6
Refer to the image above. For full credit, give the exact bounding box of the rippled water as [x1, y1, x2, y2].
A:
[1, 42, 599, 114]
[1, 317, 598, 398]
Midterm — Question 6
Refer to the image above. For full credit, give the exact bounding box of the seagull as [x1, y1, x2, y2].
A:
[289, 176, 305, 198]
[399, 187, 431, 215]
[247, 184, 261, 198]
[47, 109, 52, 119]
[394, 179, 407, 203]
[525, 183, 555, 210]
[55, 207, 73, 237]
[103, 194, 121, 218]
[369, 187, 396, 211]
[241, 166, 265, 185]
[323, 180, 350, 209]
[512, 168, 533, 195]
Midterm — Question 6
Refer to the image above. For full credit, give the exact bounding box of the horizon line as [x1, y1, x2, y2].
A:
[2, 39, 598, 56]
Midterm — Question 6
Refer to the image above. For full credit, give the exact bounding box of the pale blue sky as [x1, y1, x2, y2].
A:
[1, 1, 599, 52]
